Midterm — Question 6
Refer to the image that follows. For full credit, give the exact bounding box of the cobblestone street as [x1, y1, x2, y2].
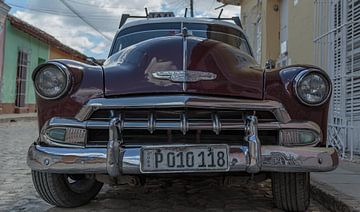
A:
[0, 121, 327, 212]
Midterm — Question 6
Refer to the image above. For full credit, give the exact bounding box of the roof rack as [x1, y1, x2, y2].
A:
[119, 14, 147, 28]
[210, 17, 243, 28]
[118, 14, 243, 29]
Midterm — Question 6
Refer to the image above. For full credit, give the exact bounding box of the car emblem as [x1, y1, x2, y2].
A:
[152, 70, 217, 82]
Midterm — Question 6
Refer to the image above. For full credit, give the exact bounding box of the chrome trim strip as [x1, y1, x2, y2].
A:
[27, 144, 338, 174]
[182, 24, 188, 91]
[152, 70, 217, 82]
[75, 95, 292, 123]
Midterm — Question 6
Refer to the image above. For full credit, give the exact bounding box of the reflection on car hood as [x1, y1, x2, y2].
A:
[103, 36, 264, 99]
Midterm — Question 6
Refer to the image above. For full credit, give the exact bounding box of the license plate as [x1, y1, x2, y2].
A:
[140, 145, 229, 173]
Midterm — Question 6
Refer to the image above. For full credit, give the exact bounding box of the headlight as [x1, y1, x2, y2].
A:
[33, 62, 71, 99]
[294, 70, 331, 106]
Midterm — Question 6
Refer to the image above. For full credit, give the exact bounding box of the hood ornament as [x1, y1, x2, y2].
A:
[152, 70, 217, 83]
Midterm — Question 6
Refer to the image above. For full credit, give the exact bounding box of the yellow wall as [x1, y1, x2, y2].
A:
[240, 0, 314, 67]
[241, 0, 259, 50]
[287, 0, 314, 65]
[49, 47, 86, 62]
[261, 0, 280, 66]
[240, 0, 280, 66]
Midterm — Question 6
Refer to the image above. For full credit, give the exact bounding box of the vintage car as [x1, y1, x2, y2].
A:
[27, 14, 338, 211]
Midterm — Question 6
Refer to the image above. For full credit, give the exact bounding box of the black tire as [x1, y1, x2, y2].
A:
[271, 172, 310, 212]
[32, 171, 103, 208]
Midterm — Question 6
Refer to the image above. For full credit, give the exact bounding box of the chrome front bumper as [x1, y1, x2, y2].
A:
[28, 144, 338, 174]
[27, 115, 339, 175]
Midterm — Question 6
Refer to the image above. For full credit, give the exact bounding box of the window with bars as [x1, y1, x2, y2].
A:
[329, 0, 360, 119]
[345, 0, 360, 118]
[332, 0, 345, 118]
[328, 0, 360, 156]
[15, 50, 29, 108]
[314, 0, 360, 157]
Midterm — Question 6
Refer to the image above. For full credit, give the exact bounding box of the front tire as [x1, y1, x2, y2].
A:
[271, 172, 310, 212]
[32, 171, 103, 208]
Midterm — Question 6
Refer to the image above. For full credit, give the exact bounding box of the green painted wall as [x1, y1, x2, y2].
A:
[1, 19, 49, 104]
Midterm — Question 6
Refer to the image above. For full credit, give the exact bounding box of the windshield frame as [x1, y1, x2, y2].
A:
[108, 21, 254, 57]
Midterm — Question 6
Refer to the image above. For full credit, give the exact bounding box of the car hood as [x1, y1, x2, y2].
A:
[103, 36, 264, 99]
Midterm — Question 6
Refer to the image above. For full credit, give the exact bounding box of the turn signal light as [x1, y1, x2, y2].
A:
[279, 129, 320, 146]
[46, 127, 86, 146]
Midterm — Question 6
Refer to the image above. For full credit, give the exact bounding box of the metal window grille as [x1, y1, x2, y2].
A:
[314, 0, 360, 160]
[15, 50, 28, 108]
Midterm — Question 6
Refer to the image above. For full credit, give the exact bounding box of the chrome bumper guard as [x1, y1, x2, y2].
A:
[27, 116, 338, 175]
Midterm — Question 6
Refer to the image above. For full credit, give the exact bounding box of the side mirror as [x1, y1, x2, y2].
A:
[265, 59, 275, 70]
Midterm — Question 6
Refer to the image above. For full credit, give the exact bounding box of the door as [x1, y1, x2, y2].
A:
[15, 50, 28, 108]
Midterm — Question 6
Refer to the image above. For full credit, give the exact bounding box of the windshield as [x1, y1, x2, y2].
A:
[114, 29, 181, 51]
[109, 22, 253, 56]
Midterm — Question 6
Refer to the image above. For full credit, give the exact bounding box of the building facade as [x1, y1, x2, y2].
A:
[314, 0, 360, 159]
[0, 0, 10, 102]
[221, 0, 315, 67]
[0, 14, 87, 114]
[1, 16, 48, 113]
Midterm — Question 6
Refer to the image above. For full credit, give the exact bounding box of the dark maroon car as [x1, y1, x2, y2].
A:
[27, 15, 338, 211]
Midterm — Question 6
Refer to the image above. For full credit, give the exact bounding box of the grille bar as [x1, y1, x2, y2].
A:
[119, 119, 246, 131]
[90, 110, 274, 135]
[88, 108, 278, 135]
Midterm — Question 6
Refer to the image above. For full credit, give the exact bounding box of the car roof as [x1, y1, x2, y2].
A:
[119, 17, 244, 33]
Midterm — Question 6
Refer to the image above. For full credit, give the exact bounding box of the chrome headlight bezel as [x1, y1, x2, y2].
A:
[33, 62, 71, 100]
[293, 69, 332, 106]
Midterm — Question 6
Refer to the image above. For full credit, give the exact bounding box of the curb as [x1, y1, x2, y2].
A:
[311, 179, 360, 212]
[0, 115, 37, 123]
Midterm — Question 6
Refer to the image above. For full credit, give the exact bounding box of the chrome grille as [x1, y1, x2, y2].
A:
[86, 109, 279, 146]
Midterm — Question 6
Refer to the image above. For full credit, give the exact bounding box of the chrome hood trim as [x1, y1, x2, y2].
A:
[75, 95, 291, 123]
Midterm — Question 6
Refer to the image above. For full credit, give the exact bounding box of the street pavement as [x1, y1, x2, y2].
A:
[313, 159, 360, 201]
[0, 121, 327, 211]
[312, 159, 360, 211]
[0, 112, 36, 123]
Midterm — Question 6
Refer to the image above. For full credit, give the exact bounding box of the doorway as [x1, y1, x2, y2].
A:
[15, 50, 28, 108]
